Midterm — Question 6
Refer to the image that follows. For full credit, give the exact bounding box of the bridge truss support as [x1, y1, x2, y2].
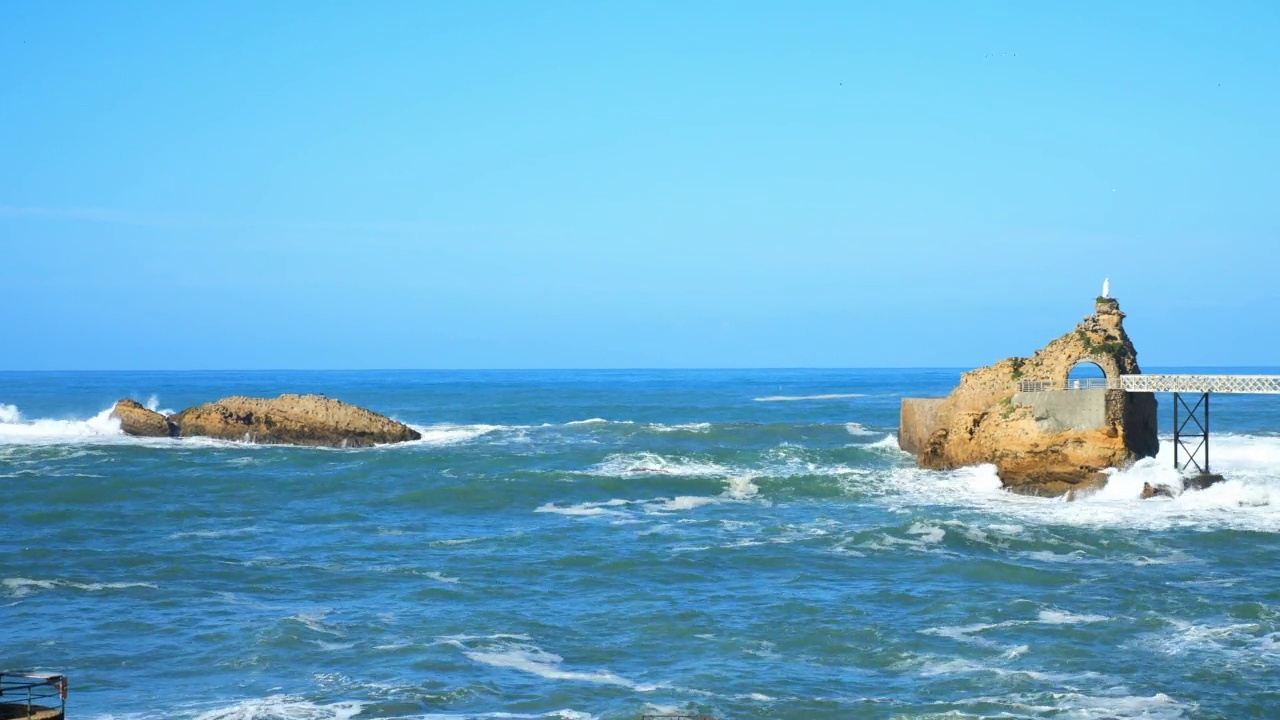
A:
[1173, 392, 1209, 474]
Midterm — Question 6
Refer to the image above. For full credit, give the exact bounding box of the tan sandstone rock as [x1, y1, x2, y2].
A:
[909, 298, 1158, 495]
[111, 399, 177, 437]
[169, 394, 421, 447]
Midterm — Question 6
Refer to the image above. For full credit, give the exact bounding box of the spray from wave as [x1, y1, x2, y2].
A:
[0, 404, 20, 424]
[0, 404, 123, 444]
[880, 435, 1280, 532]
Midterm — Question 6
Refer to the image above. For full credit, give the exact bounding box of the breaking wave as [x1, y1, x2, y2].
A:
[882, 435, 1280, 532]
[0, 405, 123, 444]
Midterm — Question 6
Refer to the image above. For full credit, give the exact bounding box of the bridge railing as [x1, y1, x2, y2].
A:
[1118, 374, 1280, 394]
[1016, 378, 1120, 393]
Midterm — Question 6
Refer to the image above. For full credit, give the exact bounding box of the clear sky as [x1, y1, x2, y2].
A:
[2, 1, 1277, 370]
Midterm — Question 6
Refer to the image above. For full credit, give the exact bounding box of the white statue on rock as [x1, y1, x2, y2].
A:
[1102, 278, 1110, 299]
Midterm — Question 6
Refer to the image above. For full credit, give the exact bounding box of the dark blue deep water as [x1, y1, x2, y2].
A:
[3, 370, 1279, 720]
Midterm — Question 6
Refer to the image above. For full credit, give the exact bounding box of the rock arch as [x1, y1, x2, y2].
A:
[1056, 354, 1121, 387]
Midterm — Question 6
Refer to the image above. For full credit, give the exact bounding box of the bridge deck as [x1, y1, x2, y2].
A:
[1118, 375, 1280, 394]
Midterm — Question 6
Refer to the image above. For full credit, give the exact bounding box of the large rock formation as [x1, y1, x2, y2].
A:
[109, 394, 420, 447]
[111, 399, 177, 437]
[169, 394, 421, 447]
[901, 298, 1159, 495]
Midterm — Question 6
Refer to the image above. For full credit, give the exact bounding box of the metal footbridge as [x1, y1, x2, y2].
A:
[1017, 374, 1280, 475]
[1117, 375, 1280, 394]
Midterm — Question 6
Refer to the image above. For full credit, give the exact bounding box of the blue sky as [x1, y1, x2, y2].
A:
[2, 1, 1277, 370]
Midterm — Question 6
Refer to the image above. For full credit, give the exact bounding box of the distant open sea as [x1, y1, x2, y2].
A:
[3, 369, 1280, 720]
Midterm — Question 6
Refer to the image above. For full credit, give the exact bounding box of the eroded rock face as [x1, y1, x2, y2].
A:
[169, 394, 421, 447]
[111, 399, 177, 437]
[911, 298, 1158, 495]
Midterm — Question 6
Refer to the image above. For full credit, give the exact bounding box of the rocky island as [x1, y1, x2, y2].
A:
[899, 297, 1159, 496]
[110, 394, 421, 448]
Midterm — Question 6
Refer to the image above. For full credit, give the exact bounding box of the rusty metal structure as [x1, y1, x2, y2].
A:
[0, 673, 66, 720]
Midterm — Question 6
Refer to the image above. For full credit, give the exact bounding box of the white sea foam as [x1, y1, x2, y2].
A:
[0, 404, 20, 423]
[648, 496, 721, 512]
[289, 611, 344, 637]
[4, 577, 158, 597]
[451, 636, 656, 691]
[723, 474, 760, 500]
[844, 422, 876, 436]
[0, 405, 124, 444]
[1038, 609, 1109, 625]
[540, 474, 760, 517]
[563, 418, 634, 426]
[536, 499, 634, 517]
[866, 434, 907, 452]
[589, 452, 734, 478]
[181, 698, 594, 720]
[921, 620, 1023, 647]
[189, 695, 365, 720]
[542, 468, 762, 520]
[905, 522, 946, 544]
[649, 422, 712, 433]
[754, 393, 865, 402]
[880, 434, 1280, 532]
[1042, 692, 1187, 720]
[1150, 619, 1280, 665]
[408, 423, 503, 446]
[949, 690, 1188, 720]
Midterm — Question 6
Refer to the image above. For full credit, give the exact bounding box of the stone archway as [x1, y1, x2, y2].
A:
[1056, 354, 1121, 388]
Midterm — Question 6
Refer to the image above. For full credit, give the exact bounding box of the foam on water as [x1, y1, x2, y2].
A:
[448, 637, 657, 691]
[408, 423, 503, 446]
[0, 403, 503, 449]
[588, 452, 735, 478]
[879, 434, 1280, 532]
[1150, 619, 1280, 665]
[539, 474, 761, 518]
[188, 695, 365, 720]
[4, 577, 158, 597]
[0, 404, 123, 444]
[1038, 609, 1109, 624]
[844, 422, 876, 436]
[948, 691, 1190, 720]
[649, 422, 712, 433]
[0, 403, 20, 423]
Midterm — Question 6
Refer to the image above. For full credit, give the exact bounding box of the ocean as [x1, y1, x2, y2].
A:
[2, 369, 1279, 720]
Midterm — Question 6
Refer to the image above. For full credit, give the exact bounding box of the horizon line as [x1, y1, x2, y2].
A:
[4, 365, 1279, 374]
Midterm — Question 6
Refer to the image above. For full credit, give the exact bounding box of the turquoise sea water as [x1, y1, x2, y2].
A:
[3, 369, 1280, 720]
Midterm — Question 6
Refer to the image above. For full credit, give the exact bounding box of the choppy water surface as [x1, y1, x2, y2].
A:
[3, 370, 1280, 719]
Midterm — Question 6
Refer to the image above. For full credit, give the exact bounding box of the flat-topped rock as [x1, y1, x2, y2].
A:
[169, 394, 420, 447]
[111, 398, 177, 437]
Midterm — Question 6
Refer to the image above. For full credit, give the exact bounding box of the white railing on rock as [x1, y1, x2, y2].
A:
[1118, 374, 1280, 394]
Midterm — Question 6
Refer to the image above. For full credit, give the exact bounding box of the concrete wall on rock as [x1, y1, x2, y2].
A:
[1011, 389, 1110, 432]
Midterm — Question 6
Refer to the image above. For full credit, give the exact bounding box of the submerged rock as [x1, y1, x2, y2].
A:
[169, 394, 420, 448]
[111, 399, 177, 437]
[900, 298, 1159, 494]
[1141, 482, 1174, 499]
